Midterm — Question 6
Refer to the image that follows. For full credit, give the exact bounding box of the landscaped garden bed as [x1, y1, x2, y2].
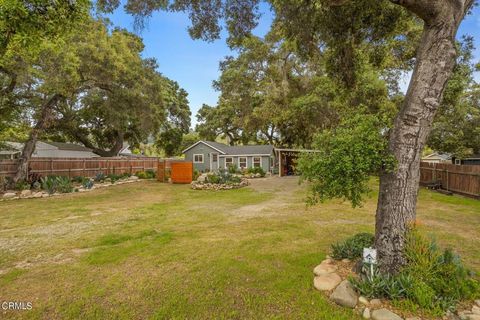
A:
[313, 230, 480, 320]
[191, 170, 249, 190]
[0, 170, 156, 201]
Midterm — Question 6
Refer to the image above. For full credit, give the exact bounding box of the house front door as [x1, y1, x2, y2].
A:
[210, 152, 219, 171]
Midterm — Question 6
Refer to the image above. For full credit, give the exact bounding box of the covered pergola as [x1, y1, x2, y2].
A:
[274, 148, 319, 177]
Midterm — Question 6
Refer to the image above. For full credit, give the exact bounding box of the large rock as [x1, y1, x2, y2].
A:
[197, 173, 208, 182]
[329, 280, 358, 308]
[370, 299, 382, 309]
[363, 307, 371, 319]
[359, 296, 369, 305]
[313, 263, 338, 276]
[2, 192, 16, 199]
[20, 189, 32, 197]
[475, 300, 480, 308]
[371, 309, 402, 320]
[313, 273, 342, 291]
[473, 306, 480, 315]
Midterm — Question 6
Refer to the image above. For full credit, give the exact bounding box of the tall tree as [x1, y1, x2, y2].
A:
[61, 0, 478, 272]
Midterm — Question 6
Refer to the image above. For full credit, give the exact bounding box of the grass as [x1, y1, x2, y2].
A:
[0, 177, 478, 319]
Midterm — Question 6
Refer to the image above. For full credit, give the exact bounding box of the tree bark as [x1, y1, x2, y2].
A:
[13, 94, 62, 183]
[376, 0, 472, 273]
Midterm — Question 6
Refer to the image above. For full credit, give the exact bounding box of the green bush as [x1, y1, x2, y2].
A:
[14, 180, 30, 191]
[135, 171, 148, 179]
[350, 228, 480, 315]
[71, 176, 85, 183]
[145, 170, 156, 179]
[205, 170, 242, 185]
[56, 176, 73, 193]
[331, 232, 375, 259]
[227, 164, 239, 174]
[82, 178, 94, 189]
[94, 172, 105, 182]
[247, 167, 266, 177]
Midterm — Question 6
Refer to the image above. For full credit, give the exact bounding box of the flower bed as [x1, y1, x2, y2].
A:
[313, 230, 480, 320]
[192, 171, 249, 190]
[0, 172, 153, 201]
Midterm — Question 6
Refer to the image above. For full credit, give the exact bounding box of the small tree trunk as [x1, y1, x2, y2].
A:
[376, 1, 469, 274]
[13, 94, 62, 183]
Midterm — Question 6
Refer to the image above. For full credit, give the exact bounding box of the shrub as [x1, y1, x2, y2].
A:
[41, 176, 57, 194]
[205, 170, 242, 185]
[71, 176, 85, 183]
[227, 165, 239, 174]
[82, 179, 94, 189]
[40, 176, 74, 194]
[56, 176, 74, 193]
[193, 170, 200, 181]
[94, 172, 105, 182]
[106, 174, 122, 183]
[350, 227, 480, 315]
[247, 167, 266, 177]
[14, 180, 30, 191]
[135, 171, 148, 179]
[145, 170, 156, 179]
[331, 232, 375, 259]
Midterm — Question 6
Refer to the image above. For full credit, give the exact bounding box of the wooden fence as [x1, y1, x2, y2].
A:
[420, 162, 480, 198]
[0, 157, 159, 179]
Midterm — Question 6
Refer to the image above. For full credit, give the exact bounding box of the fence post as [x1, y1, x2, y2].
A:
[143, 159, 146, 172]
[50, 159, 54, 176]
[83, 159, 86, 177]
[446, 169, 449, 191]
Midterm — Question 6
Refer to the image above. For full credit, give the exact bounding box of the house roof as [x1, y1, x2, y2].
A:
[422, 152, 452, 161]
[1, 141, 94, 152]
[42, 141, 93, 152]
[183, 140, 274, 155]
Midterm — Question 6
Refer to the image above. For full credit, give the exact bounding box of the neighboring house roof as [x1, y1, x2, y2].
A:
[422, 152, 452, 161]
[464, 154, 480, 160]
[42, 141, 93, 152]
[1, 141, 94, 153]
[183, 140, 274, 156]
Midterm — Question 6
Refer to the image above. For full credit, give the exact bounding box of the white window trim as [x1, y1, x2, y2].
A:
[224, 157, 233, 169]
[253, 156, 261, 168]
[193, 154, 204, 163]
[239, 157, 247, 169]
[455, 159, 461, 165]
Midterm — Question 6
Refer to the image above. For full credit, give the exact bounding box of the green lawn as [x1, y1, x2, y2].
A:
[0, 177, 479, 319]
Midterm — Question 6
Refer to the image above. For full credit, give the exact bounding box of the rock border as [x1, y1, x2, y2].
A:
[191, 179, 249, 190]
[313, 257, 480, 320]
[0, 176, 147, 201]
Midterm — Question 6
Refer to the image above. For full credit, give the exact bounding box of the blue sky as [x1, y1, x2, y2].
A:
[108, 3, 480, 127]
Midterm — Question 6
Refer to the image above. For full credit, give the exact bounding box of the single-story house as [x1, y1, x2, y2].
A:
[421, 152, 452, 164]
[183, 140, 275, 173]
[453, 154, 480, 165]
[0, 141, 100, 159]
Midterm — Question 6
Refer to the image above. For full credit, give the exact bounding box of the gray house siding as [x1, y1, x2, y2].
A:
[184, 143, 220, 172]
[183, 141, 275, 173]
[219, 155, 271, 172]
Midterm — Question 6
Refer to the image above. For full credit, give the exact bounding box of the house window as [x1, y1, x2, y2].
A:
[212, 153, 218, 162]
[455, 159, 461, 165]
[239, 157, 247, 169]
[193, 154, 204, 163]
[253, 157, 261, 168]
[225, 157, 233, 168]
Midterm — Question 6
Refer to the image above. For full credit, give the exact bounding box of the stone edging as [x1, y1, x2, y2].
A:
[0, 177, 147, 201]
[191, 179, 249, 190]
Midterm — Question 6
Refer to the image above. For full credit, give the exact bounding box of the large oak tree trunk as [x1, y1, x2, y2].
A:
[376, 0, 472, 273]
[13, 94, 62, 183]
